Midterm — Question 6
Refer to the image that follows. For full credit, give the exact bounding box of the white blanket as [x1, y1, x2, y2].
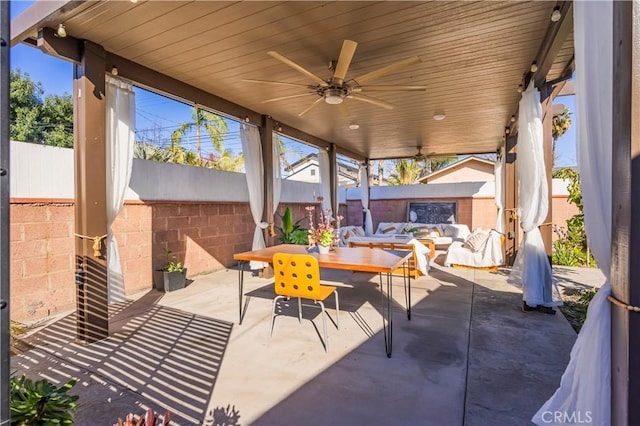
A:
[444, 230, 503, 268]
[346, 236, 430, 275]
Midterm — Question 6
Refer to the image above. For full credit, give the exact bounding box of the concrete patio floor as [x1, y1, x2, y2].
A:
[11, 256, 604, 426]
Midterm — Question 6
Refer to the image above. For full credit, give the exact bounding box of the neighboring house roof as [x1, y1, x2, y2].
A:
[285, 153, 382, 186]
[418, 156, 495, 184]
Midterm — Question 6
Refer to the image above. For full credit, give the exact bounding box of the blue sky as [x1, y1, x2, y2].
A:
[9, 0, 576, 167]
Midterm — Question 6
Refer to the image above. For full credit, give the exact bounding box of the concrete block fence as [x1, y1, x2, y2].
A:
[7, 142, 577, 323]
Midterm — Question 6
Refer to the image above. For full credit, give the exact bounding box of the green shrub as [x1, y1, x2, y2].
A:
[10, 374, 79, 425]
[551, 168, 596, 267]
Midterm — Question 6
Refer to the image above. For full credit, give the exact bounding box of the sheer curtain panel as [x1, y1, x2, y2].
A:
[359, 165, 373, 236]
[240, 124, 268, 269]
[272, 136, 282, 219]
[508, 82, 560, 307]
[105, 75, 135, 303]
[318, 150, 332, 214]
[533, 2, 612, 424]
[494, 147, 505, 234]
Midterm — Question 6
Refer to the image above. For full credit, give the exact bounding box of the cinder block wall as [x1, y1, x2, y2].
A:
[10, 203, 75, 321]
[10, 200, 312, 322]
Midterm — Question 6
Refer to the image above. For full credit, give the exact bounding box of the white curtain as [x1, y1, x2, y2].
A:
[359, 164, 374, 236]
[105, 75, 135, 303]
[533, 2, 612, 424]
[494, 146, 505, 233]
[508, 82, 560, 307]
[318, 150, 332, 213]
[272, 135, 282, 217]
[240, 124, 268, 270]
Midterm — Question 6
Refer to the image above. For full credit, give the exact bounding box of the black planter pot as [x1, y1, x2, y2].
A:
[153, 268, 187, 292]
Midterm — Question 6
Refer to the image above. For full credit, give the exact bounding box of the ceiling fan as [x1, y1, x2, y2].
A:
[242, 40, 427, 116]
[413, 146, 427, 161]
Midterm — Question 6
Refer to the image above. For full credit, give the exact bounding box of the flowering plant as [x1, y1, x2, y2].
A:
[306, 204, 342, 247]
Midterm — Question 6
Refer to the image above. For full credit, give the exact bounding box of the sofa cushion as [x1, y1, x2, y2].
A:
[375, 222, 405, 235]
[443, 224, 471, 240]
[338, 226, 366, 246]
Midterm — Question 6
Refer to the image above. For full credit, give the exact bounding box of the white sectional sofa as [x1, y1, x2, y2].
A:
[338, 222, 471, 249]
[373, 222, 471, 249]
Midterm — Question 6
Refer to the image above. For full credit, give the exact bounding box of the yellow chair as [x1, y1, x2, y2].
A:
[270, 253, 339, 351]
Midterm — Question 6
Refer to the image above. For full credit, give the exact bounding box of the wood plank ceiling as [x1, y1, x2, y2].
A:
[18, 1, 573, 160]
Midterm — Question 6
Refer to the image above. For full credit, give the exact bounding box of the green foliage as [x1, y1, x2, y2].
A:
[10, 374, 79, 425]
[10, 70, 73, 146]
[552, 108, 572, 166]
[40, 94, 74, 148]
[162, 247, 184, 272]
[170, 106, 241, 170]
[386, 156, 456, 186]
[560, 286, 598, 333]
[276, 207, 308, 244]
[578, 287, 598, 306]
[551, 168, 596, 267]
[552, 108, 572, 140]
[315, 229, 334, 246]
[387, 159, 425, 185]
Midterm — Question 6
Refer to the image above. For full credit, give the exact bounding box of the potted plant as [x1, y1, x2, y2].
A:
[306, 205, 341, 254]
[153, 248, 187, 292]
[276, 207, 309, 245]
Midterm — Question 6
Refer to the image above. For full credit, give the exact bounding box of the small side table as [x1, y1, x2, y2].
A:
[417, 239, 436, 260]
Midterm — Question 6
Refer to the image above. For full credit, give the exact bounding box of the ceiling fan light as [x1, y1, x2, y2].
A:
[324, 88, 344, 104]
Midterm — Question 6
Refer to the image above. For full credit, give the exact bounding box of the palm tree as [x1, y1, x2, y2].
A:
[171, 106, 229, 159]
[387, 159, 426, 185]
[552, 107, 572, 165]
[207, 149, 245, 172]
[425, 156, 456, 174]
[377, 159, 384, 186]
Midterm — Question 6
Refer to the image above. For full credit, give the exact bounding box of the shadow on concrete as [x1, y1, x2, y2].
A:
[249, 265, 576, 426]
[11, 292, 233, 425]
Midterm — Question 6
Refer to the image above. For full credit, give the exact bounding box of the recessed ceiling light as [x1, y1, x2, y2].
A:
[349, 123, 360, 130]
[432, 113, 446, 121]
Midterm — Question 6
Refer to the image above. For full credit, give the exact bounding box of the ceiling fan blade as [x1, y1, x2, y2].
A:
[241, 78, 309, 88]
[331, 39, 358, 86]
[353, 85, 427, 92]
[267, 51, 328, 86]
[298, 98, 324, 116]
[338, 102, 351, 117]
[349, 93, 394, 110]
[353, 56, 422, 85]
[261, 93, 311, 103]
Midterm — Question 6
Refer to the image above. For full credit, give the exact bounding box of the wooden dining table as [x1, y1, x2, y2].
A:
[233, 244, 413, 358]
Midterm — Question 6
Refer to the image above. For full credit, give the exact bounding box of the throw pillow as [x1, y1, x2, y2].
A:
[464, 230, 490, 252]
[382, 225, 396, 234]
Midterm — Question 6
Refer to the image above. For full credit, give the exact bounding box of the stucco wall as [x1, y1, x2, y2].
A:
[428, 162, 495, 184]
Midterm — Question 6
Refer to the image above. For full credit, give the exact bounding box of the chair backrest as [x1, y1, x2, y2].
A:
[272, 253, 321, 299]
